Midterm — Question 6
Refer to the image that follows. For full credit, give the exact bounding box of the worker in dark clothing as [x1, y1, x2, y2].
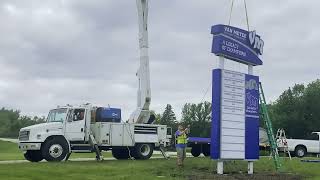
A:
[175, 125, 189, 167]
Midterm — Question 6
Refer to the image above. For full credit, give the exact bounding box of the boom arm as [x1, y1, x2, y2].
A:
[129, 0, 152, 124]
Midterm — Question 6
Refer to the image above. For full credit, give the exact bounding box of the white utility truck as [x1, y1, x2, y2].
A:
[18, 0, 172, 162]
[277, 132, 320, 157]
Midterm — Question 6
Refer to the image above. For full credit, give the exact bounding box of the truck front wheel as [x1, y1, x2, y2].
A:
[42, 138, 69, 162]
[24, 150, 43, 162]
[133, 144, 153, 160]
[295, 146, 307, 158]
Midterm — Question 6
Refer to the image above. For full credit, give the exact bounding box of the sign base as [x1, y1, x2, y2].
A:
[216, 161, 254, 175]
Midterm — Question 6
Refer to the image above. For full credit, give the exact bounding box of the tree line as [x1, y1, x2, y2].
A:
[0, 79, 319, 139]
[0, 108, 45, 137]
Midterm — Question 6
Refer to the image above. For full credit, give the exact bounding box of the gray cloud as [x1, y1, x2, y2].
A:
[0, 0, 319, 120]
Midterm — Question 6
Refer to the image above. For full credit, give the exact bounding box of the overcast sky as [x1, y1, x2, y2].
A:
[0, 0, 319, 120]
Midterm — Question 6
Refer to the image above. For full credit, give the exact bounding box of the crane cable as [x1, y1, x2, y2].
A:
[201, 0, 251, 103]
[244, 0, 250, 31]
[228, 0, 235, 26]
[228, 0, 250, 31]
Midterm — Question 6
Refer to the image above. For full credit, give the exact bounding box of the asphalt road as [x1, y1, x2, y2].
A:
[0, 155, 195, 164]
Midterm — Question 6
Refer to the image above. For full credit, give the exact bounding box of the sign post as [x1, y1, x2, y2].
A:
[217, 56, 225, 175]
[247, 64, 254, 175]
[210, 24, 264, 175]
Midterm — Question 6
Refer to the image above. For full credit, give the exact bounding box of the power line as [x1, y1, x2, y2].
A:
[200, 81, 212, 103]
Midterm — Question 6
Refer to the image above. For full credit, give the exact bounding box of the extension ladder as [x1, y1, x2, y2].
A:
[259, 82, 281, 170]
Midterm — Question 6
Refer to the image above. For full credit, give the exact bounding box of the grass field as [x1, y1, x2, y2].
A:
[0, 140, 115, 160]
[0, 140, 24, 160]
[1, 140, 320, 179]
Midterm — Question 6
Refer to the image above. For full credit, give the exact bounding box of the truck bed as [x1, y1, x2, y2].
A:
[188, 137, 210, 144]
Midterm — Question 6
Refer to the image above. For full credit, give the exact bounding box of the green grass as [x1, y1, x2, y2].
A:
[0, 140, 24, 160]
[0, 157, 320, 179]
[1, 140, 320, 179]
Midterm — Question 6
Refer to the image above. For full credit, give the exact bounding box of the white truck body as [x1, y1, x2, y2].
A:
[90, 122, 169, 146]
[277, 132, 320, 157]
[18, 105, 171, 162]
[19, 112, 170, 150]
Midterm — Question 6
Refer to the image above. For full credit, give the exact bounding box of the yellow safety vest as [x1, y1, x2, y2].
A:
[176, 133, 187, 144]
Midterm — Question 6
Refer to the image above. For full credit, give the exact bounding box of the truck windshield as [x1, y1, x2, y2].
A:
[47, 108, 68, 122]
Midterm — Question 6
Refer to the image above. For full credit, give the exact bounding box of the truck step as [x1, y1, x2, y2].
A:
[71, 144, 91, 147]
[71, 145, 93, 151]
[72, 150, 93, 153]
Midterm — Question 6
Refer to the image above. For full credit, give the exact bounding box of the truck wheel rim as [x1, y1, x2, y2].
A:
[298, 149, 304, 157]
[140, 144, 150, 156]
[49, 144, 63, 158]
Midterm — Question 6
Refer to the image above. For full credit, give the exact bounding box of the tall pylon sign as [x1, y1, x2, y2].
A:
[210, 23, 264, 174]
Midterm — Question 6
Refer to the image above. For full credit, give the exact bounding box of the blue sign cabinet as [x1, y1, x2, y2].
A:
[211, 69, 259, 160]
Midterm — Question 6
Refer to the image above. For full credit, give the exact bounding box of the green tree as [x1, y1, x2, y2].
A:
[153, 112, 162, 125]
[181, 101, 211, 137]
[158, 104, 177, 126]
[269, 80, 320, 139]
[0, 108, 45, 138]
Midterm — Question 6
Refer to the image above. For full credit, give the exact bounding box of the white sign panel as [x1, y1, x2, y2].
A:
[220, 70, 245, 159]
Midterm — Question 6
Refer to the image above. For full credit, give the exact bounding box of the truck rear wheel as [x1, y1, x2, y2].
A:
[202, 145, 210, 157]
[112, 147, 130, 160]
[24, 150, 43, 162]
[42, 138, 69, 162]
[133, 144, 153, 160]
[191, 146, 201, 157]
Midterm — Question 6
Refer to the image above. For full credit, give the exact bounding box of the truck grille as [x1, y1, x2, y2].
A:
[19, 130, 30, 141]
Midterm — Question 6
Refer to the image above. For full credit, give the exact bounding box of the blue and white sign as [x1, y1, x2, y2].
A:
[211, 24, 264, 66]
[211, 69, 259, 160]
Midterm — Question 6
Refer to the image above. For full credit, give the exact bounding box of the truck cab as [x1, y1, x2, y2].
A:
[18, 105, 91, 161]
[278, 132, 320, 158]
[18, 104, 171, 162]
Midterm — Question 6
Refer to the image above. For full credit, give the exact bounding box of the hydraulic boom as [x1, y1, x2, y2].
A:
[129, 0, 152, 124]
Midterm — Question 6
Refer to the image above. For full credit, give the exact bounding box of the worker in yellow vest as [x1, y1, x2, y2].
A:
[175, 124, 189, 167]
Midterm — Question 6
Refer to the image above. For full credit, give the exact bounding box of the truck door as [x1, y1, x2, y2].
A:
[65, 108, 86, 141]
[316, 133, 320, 153]
[307, 133, 320, 153]
[319, 134, 320, 153]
